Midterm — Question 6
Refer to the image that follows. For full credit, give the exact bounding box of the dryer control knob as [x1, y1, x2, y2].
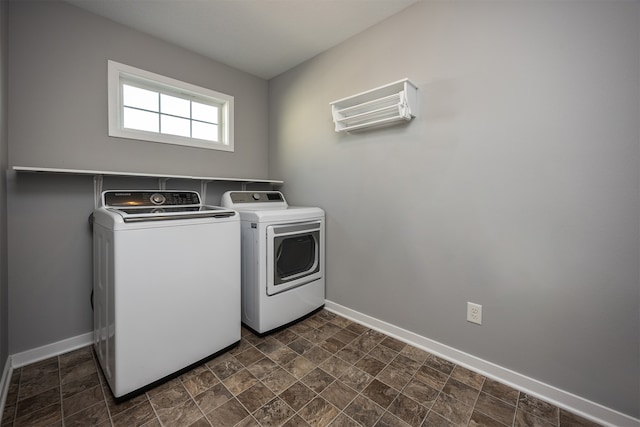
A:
[252, 193, 261, 200]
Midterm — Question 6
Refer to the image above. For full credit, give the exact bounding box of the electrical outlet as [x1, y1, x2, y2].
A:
[467, 302, 482, 325]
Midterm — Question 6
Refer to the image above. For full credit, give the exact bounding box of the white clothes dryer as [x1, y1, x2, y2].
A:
[221, 191, 325, 335]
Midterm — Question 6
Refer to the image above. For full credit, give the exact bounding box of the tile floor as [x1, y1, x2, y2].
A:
[1, 309, 603, 427]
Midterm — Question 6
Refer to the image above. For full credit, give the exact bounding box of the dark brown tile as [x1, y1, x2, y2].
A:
[16, 386, 61, 419]
[423, 411, 458, 427]
[283, 414, 312, 427]
[387, 393, 428, 427]
[339, 365, 375, 392]
[319, 356, 352, 378]
[481, 378, 520, 406]
[469, 409, 509, 427]
[389, 354, 421, 377]
[188, 417, 212, 427]
[60, 359, 97, 386]
[288, 337, 315, 355]
[111, 400, 157, 427]
[442, 377, 481, 406]
[18, 371, 59, 401]
[148, 383, 190, 412]
[376, 364, 413, 390]
[374, 411, 412, 427]
[328, 412, 360, 427]
[237, 383, 276, 413]
[58, 347, 94, 370]
[104, 384, 149, 417]
[64, 401, 110, 427]
[283, 356, 316, 379]
[401, 378, 439, 409]
[318, 323, 343, 341]
[518, 393, 559, 426]
[255, 337, 283, 355]
[13, 402, 62, 427]
[362, 379, 399, 408]
[204, 398, 248, 427]
[62, 371, 101, 399]
[298, 396, 339, 426]
[344, 394, 385, 426]
[351, 330, 384, 353]
[301, 367, 335, 393]
[235, 347, 265, 367]
[269, 345, 300, 365]
[431, 392, 474, 426]
[320, 380, 358, 410]
[450, 365, 485, 390]
[380, 336, 407, 352]
[193, 382, 233, 414]
[289, 323, 313, 336]
[559, 409, 603, 427]
[424, 355, 456, 375]
[222, 369, 259, 395]
[261, 367, 297, 394]
[246, 357, 279, 380]
[280, 381, 317, 411]
[20, 357, 58, 384]
[331, 328, 359, 345]
[369, 344, 399, 364]
[252, 397, 296, 426]
[474, 392, 516, 426]
[157, 398, 204, 426]
[413, 365, 449, 390]
[272, 329, 299, 345]
[345, 322, 368, 335]
[63, 385, 104, 418]
[514, 408, 556, 427]
[327, 315, 352, 329]
[335, 345, 366, 364]
[304, 346, 333, 365]
[355, 354, 387, 377]
[182, 369, 219, 397]
[399, 346, 430, 364]
[320, 337, 346, 354]
[2, 404, 16, 426]
[208, 356, 244, 380]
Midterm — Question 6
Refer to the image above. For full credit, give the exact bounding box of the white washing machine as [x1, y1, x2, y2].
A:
[93, 190, 240, 400]
[221, 191, 325, 335]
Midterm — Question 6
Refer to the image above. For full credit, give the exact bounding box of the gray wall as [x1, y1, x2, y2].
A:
[269, 0, 639, 418]
[6, 1, 270, 354]
[0, 0, 8, 372]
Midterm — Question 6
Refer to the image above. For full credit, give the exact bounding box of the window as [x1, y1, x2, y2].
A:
[108, 60, 234, 151]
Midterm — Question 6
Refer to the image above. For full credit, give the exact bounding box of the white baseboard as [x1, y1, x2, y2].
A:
[0, 355, 13, 423]
[10, 331, 93, 368]
[324, 300, 639, 427]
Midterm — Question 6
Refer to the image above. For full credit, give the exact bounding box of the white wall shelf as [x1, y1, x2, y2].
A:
[12, 166, 283, 207]
[330, 78, 418, 133]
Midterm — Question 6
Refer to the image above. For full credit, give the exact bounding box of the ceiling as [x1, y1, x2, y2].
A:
[65, 0, 420, 80]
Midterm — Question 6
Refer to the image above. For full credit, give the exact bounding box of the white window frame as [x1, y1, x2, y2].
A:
[108, 60, 234, 151]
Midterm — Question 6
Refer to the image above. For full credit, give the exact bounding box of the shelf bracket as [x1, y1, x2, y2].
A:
[158, 178, 170, 190]
[93, 175, 104, 209]
[241, 182, 254, 191]
[200, 180, 212, 205]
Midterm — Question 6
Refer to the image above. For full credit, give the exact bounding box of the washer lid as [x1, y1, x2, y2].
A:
[235, 206, 324, 223]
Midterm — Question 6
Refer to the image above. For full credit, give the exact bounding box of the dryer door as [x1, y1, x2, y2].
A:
[266, 221, 322, 296]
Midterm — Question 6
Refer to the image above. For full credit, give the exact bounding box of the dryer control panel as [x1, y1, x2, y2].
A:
[224, 191, 285, 204]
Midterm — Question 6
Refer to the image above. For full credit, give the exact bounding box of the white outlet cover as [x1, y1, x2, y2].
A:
[467, 302, 482, 325]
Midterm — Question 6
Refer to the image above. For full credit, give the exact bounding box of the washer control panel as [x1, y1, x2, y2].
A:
[103, 191, 201, 208]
